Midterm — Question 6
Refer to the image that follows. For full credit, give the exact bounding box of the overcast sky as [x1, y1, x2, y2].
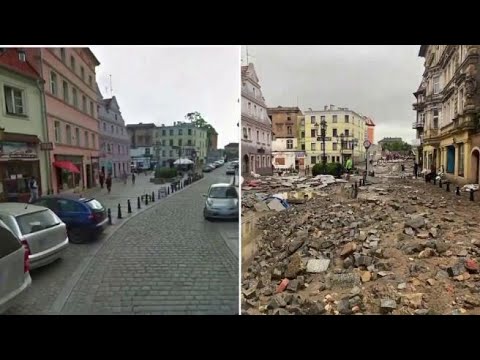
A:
[91, 46, 240, 148]
[242, 45, 425, 144]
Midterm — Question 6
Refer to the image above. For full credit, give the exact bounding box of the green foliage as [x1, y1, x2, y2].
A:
[382, 141, 412, 152]
[312, 162, 344, 176]
[185, 111, 217, 149]
[155, 167, 177, 179]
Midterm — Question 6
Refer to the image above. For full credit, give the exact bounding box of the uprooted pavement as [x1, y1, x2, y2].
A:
[241, 173, 480, 315]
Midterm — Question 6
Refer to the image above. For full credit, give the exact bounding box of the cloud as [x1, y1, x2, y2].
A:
[243, 45, 424, 144]
[91, 46, 240, 147]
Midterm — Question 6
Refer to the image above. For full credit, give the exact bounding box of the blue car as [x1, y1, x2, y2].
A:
[33, 194, 108, 244]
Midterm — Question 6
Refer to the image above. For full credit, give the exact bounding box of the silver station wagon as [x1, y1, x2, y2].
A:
[0, 203, 69, 270]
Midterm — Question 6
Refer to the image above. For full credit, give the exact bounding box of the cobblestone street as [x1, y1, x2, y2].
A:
[6, 167, 238, 315]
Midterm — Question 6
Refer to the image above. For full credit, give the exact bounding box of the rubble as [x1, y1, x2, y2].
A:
[242, 161, 480, 315]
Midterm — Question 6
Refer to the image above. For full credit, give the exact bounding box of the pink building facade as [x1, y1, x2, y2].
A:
[28, 48, 101, 193]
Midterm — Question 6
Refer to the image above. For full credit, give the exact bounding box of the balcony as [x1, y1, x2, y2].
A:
[412, 120, 425, 129]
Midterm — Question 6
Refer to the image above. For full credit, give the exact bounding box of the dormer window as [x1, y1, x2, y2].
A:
[18, 50, 26, 62]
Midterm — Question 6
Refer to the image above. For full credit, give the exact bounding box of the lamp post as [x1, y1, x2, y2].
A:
[337, 133, 345, 165]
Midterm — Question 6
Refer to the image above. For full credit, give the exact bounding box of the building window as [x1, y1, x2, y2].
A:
[162, 129, 166, 136]
[458, 143, 465, 177]
[459, 89, 464, 114]
[301, 144, 305, 150]
[162, 139, 166, 146]
[89, 75, 93, 87]
[254, 105, 257, 117]
[169, 129, 174, 136]
[145, 148, 150, 156]
[62, 80, 69, 102]
[286, 139, 293, 149]
[70, 55, 75, 71]
[3, 86, 25, 115]
[60, 48, 66, 62]
[89, 101, 94, 116]
[178, 129, 183, 136]
[75, 128, 80, 146]
[80, 66, 85, 80]
[433, 109, 439, 129]
[321, 116, 325, 122]
[311, 156, 317, 164]
[256, 130, 259, 143]
[345, 129, 350, 137]
[287, 126, 292, 135]
[91, 134, 95, 149]
[311, 129, 316, 137]
[333, 142, 338, 151]
[84, 131, 89, 148]
[111, 125, 114, 133]
[66, 125, 72, 145]
[248, 128, 251, 139]
[178, 139, 182, 146]
[311, 116, 316, 124]
[188, 128, 192, 135]
[345, 115, 349, 123]
[433, 75, 440, 94]
[82, 95, 87, 112]
[50, 72, 57, 95]
[102, 122, 106, 131]
[107, 144, 111, 153]
[114, 114, 117, 121]
[72, 88, 78, 107]
[54, 121, 61, 143]
[333, 128, 338, 137]
[169, 150, 173, 157]
[243, 127, 248, 139]
[320, 143, 325, 151]
[301, 131, 305, 138]
[311, 143, 316, 151]
[118, 145, 121, 154]
[248, 102, 251, 114]
[187, 139, 192, 146]
[169, 139, 173, 146]
[333, 115, 337, 123]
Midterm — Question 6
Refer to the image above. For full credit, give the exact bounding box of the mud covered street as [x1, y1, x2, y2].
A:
[241, 161, 480, 315]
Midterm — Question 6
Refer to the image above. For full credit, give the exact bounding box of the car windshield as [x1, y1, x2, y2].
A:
[85, 199, 104, 210]
[16, 210, 60, 235]
[209, 186, 237, 199]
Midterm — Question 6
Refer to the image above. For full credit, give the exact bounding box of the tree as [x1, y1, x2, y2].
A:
[185, 111, 217, 150]
[382, 141, 412, 153]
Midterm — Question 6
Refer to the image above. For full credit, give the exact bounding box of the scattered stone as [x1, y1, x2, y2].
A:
[354, 254, 373, 267]
[272, 268, 283, 280]
[417, 232, 430, 239]
[254, 202, 270, 212]
[350, 286, 361, 296]
[404, 293, 424, 309]
[411, 278, 422, 286]
[405, 216, 426, 230]
[414, 309, 430, 315]
[398, 282, 407, 290]
[404, 227, 415, 236]
[429, 228, 438, 238]
[418, 248, 436, 259]
[358, 231, 368, 242]
[435, 240, 449, 254]
[465, 259, 479, 273]
[285, 253, 303, 279]
[243, 287, 257, 299]
[426, 279, 435, 286]
[458, 249, 468, 257]
[276, 278, 289, 293]
[272, 308, 291, 315]
[377, 271, 393, 278]
[268, 294, 287, 309]
[380, 298, 397, 311]
[352, 305, 361, 313]
[341, 242, 357, 257]
[464, 295, 480, 307]
[337, 299, 352, 315]
[361, 271, 372, 283]
[326, 273, 361, 289]
[343, 257, 353, 269]
[306, 302, 326, 315]
[288, 238, 305, 254]
[448, 262, 466, 277]
[287, 279, 300, 293]
[307, 259, 331, 273]
[442, 216, 455, 223]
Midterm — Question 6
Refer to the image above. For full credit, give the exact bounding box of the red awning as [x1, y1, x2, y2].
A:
[53, 161, 80, 174]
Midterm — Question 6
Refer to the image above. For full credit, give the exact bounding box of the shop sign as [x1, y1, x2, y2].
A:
[0, 141, 37, 159]
[40, 142, 54, 151]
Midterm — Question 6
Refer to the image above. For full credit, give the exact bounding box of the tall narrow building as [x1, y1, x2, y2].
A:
[241, 63, 272, 175]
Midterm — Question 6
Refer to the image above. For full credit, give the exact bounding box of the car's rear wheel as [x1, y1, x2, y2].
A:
[68, 228, 86, 244]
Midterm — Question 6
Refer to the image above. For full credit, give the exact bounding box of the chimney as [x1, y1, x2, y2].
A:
[18, 49, 26, 62]
[174, 121, 176, 126]
[324, 105, 328, 111]
[330, 104, 334, 110]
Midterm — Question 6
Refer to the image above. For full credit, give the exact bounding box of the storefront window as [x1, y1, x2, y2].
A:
[0, 160, 40, 202]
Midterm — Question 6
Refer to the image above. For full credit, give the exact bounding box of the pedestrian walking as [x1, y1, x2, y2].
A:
[106, 173, 112, 194]
[132, 172, 136, 185]
[413, 162, 419, 179]
[99, 172, 105, 189]
[400, 164, 406, 179]
[28, 176, 39, 203]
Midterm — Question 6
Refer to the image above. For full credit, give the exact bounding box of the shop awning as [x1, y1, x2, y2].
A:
[53, 161, 80, 173]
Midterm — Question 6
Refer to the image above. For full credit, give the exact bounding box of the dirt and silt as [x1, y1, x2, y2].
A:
[241, 161, 480, 315]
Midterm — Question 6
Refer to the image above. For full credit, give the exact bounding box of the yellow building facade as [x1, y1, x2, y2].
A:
[300, 107, 367, 167]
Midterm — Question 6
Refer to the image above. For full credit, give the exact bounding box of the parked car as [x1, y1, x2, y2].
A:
[0, 219, 31, 314]
[202, 165, 213, 172]
[203, 183, 239, 220]
[0, 203, 69, 270]
[226, 164, 236, 175]
[33, 194, 108, 244]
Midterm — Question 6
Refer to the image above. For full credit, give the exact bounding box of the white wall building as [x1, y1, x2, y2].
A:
[241, 63, 272, 175]
[272, 138, 297, 169]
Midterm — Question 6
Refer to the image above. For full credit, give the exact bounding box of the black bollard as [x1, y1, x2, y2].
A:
[433, 177, 436, 185]
[439, 179, 442, 188]
[145, 194, 149, 205]
[152, 191, 155, 202]
[108, 208, 112, 225]
[117, 203, 122, 219]
[137, 196, 141, 209]
[446, 182, 450, 192]
[470, 190, 475, 201]
[456, 186, 460, 196]
[127, 199, 132, 214]
[167, 186, 170, 195]
[158, 189, 161, 199]
[359, 179, 362, 187]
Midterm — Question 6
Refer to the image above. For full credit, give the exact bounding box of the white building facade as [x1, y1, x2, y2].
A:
[241, 63, 272, 175]
[272, 138, 298, 169]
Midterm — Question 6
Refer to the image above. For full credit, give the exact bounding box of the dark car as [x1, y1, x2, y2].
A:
[33, 194, 108, 244]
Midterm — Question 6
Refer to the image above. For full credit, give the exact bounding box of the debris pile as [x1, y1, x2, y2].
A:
[242, 177, 480, 315]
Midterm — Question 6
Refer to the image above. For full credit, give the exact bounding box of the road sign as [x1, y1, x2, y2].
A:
[40, 142, 54, 151]
[363, 140, 371, 149]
